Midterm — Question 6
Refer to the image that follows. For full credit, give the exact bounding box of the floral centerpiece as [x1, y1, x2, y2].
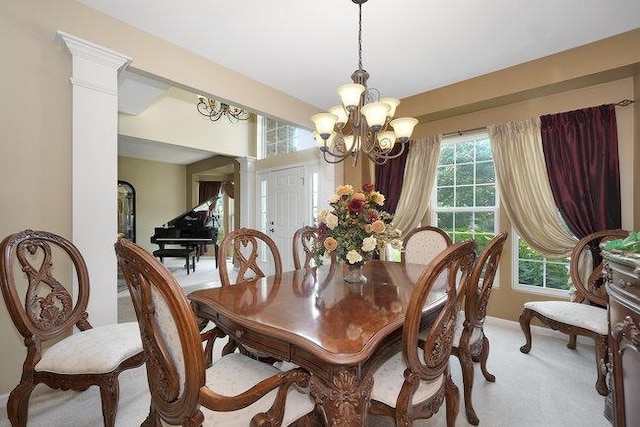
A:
[314, 184, 403, 282]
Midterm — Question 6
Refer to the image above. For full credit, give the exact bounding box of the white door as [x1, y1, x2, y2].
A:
[266, 167, 306, 272]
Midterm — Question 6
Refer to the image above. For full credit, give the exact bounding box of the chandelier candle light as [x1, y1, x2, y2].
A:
[314, 184, 403, 283]
[197, 95, 252, 123]
[311, 0, 419, 166]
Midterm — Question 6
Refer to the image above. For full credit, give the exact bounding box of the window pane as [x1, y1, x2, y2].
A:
[476, 161, 495, 184]
[546, 262, 570, 289]
[518, 241, 543, 260]
[455, 186, 474, 207]
[519, 260, 543, 287]
[475, 212, 494, 232]
[438, 164, 454, 186]
[437, 187, 454, 207]
[475, 185, 495, 207]
[456, 163, 474, 185]
[456, 141, 474, 163]
[476, 139, 492, 161]
[455, 212, 473, 230]
[440, 144, 454, 165]
[437, 212, 453, 231]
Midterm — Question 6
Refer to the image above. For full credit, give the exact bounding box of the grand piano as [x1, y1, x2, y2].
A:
[150, 198, 219, 272]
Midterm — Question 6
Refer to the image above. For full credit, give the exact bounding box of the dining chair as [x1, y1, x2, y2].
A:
[452, 231, 508, 425]
[369, 239, 477, 427]
[292, 226, 319, 270]
[114, 237, 316, 427]
[401, 225, 453, 265]
[217, 227, 284, 361]
[218, 227, 282, 286]
[519, 228, 629, 396]
[0, 229, 145, 427]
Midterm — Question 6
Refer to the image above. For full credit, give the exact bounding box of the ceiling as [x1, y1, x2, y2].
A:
[92, 0, 640, 163]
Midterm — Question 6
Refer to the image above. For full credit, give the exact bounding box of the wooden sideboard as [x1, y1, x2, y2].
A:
[603, 250, 640, 427]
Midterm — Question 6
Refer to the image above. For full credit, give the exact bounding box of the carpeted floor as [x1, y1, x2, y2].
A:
[0, 258, 611, 426]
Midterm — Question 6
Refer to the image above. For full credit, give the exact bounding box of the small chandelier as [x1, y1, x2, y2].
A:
[311, 0, 418, 166]
[197, 95, 252, 123]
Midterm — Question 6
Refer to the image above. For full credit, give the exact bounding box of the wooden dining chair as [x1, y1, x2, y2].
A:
[217, 227, 284, 360]
[114, 238, 316, 427]
[369, 239, 477, 427]
[452, 231, 508, 425]
[401, 225, 452, 265]
[519, 229, 629, 396]
[0, 229, 145, 427]
[218, 227, 283, 287]
[292, 226, 319, 270]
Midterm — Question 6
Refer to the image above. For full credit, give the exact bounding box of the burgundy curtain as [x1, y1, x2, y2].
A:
[222, 181, 235, 199]
[374, 142, 409, 215]
[541, 104, 621, 239]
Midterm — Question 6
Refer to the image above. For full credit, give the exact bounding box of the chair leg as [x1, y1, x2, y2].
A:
[519, 308, 534, 353]
[594, 336, 609, 396]
[567, 334, 577, 350]
[141, 404, 161, 427]
[99, 379, 119, 427]
[457, 349, 479, 426]
[479, 335, 495, 382]
[7, 379, 36, 427]
[444, 373, 460, 427]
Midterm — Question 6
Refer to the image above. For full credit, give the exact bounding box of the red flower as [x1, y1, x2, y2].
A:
[365, 209, 379, 222]
[318, 222, 327, 238]
[349, 199, 365, 213]
[362, 183, 375, 192]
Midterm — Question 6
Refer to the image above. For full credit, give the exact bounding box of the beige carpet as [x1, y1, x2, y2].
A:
[0, 257, 610, 426]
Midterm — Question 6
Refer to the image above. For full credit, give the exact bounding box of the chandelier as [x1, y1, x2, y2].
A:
[311, 0, 418, 166]
[197, 95, 252, 123]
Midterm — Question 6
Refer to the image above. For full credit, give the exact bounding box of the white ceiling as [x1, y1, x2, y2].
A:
[81, 0, 640, 110]
[95, 0, 640, 164]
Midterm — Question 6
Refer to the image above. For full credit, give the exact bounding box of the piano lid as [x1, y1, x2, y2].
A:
[165, 197, 215, 228]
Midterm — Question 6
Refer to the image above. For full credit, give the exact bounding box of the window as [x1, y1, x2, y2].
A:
[515, 235, 570, 293]
[258, 116, 315, 159]
[433, 132, 498, 254]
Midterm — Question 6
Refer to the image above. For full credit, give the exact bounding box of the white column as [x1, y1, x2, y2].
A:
[58, 32, 131, 326]
[236, 156, 257, 228]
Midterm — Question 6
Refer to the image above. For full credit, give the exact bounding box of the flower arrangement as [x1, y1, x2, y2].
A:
[314, 184, 403, 266]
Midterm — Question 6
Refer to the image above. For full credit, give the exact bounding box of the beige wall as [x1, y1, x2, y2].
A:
[118, 157, 187, 254]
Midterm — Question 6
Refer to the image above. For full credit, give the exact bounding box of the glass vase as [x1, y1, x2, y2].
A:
[344, 261, 367, 283]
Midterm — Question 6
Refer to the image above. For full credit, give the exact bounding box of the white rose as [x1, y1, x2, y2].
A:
[328, 194, 341, 203]
[316, 209, 329, 223]
[362, 236, 377, 252]
[346, 250, 363, 264]
[390, 238, 403, 250]
[325, 213, 339, 230]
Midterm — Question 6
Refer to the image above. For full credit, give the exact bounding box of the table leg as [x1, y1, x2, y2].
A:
[309, 368, 373, 427]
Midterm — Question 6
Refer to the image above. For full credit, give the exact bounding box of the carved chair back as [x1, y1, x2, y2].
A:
[402, 226, 452, 265]
[292, 226, 319, 270]
[0, 229, 93, 358]
[464, 231, 509, 329]
[403, 239, 476, 382]
[218, 228, 283, 287]
[116, 237, 208, 425]
[570, 229, 629, 307]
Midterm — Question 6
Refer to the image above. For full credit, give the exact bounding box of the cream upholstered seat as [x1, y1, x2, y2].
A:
[370, 239, 477, 427]
[451, 231, 508, 425]
[402, 226, 452, 265]
[115, 237, 316, 426]
[519, 229, 629, 396]
[0, 229, 145, 427]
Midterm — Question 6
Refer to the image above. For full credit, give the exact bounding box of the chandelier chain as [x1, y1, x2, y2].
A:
[358, 2, 363, 71]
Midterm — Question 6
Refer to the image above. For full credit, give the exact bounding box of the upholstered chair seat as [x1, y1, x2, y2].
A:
[519, 229, 629, 397]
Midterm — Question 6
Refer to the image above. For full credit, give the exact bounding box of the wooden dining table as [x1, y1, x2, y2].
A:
[187, 259, 447, 426]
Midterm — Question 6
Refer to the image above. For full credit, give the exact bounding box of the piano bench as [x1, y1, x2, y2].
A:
[152, 248, 197, 275]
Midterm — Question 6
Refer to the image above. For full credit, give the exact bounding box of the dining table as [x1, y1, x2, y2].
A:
[187, 259, 448, 426]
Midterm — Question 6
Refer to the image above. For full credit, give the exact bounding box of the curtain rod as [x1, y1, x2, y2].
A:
[441, 99, 633, 137]
[441, 126, 487, 138]
[615, 99, 634, 107]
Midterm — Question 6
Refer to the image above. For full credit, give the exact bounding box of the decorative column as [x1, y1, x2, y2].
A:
[58, 31, 131, 326]
[236, 156, 257, 228]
